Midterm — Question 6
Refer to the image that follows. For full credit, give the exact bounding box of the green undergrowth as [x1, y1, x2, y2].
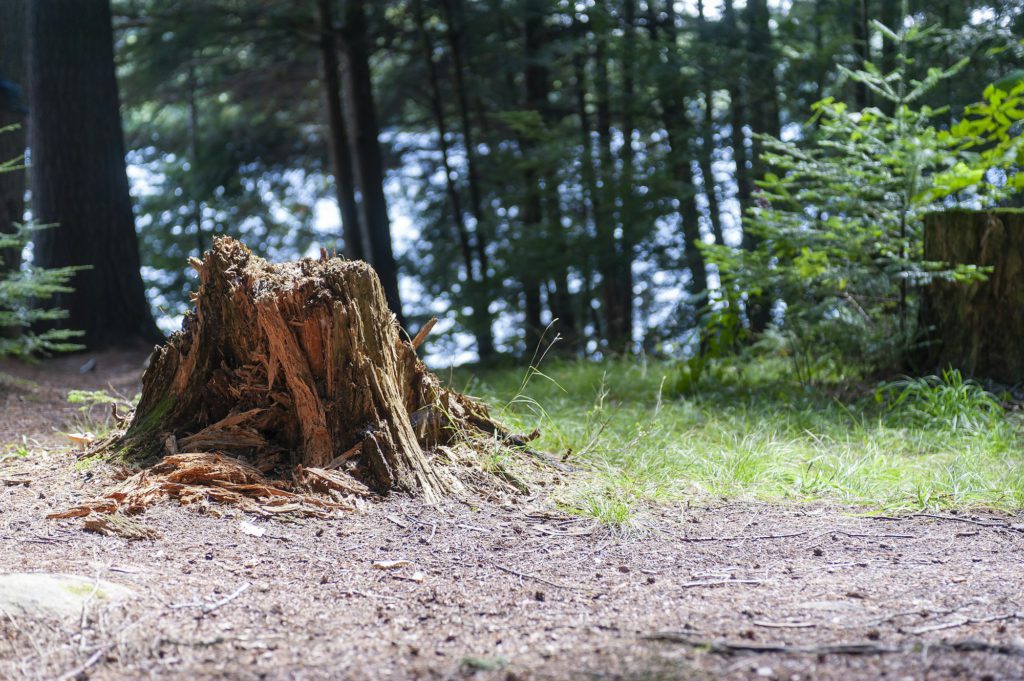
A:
[451, 358, 1024, 526]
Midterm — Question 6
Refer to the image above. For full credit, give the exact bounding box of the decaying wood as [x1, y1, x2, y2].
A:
[68, 237, 525, 519]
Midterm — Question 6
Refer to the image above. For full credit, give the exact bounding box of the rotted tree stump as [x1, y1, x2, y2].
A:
[919, 210, 1024, 384]
[105, 237, 508, 506]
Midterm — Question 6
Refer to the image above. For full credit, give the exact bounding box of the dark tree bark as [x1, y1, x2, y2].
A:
[413, 0, 495, 359]
[591, 2, 635, 352]
[0, 0, 27, 278]
[743, 0, 781, 331]
[918, 211, 1024, 383]
[652, 1, 708, 299]
[851, 0, 871, 109]
[696, 0, 725, 246]
[723, 0, 753, 222]
[316, 0, 364, 261]
[28, 0, 161, 349]
[573, 10, 604, 342]
[340, 0, 404, 327]
[440, 0, 490, 274]
[522, 0, 577, 350]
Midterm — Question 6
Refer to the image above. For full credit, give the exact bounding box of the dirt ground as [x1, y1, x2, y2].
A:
[2, 351, 1024, 680]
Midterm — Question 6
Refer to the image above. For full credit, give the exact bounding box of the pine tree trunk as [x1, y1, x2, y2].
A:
[413, 0, 495, 359]
[110, 238, 507, 504]
[743, 0, 780, 332]
[340, 0, 404, 327]
[28, 0, 161, 349]
[522, 0, 577, 351]
[441, 0, 496, 360]
[918, 210, 1024, 383]
[316, 0, 364, 261]
[0, 0, 26, 279]
[653, 1, 708, 299]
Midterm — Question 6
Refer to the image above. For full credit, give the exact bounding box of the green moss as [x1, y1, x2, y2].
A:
[74, 454, 102, 471]
[129, 393, 176, 435]
[62, 583, 107, 599]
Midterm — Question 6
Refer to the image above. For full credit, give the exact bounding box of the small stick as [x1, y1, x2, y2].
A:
[411, 317, 438, 350]
[909, 611, 1024, 635]
[682, 531, 807, 543]
[491, 563, 585, 591]
[753, 620, 816, 629]
[911, 513, 1024, 534]
[679, 579, 763, 589]
[56, 643, 114, 681]
[202, 582, 251, 614]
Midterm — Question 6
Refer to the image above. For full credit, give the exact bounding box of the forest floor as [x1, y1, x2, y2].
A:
[2, 351, 1024, 680]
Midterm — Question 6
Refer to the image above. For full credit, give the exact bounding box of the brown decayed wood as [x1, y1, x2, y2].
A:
[87, 237, 516, 514]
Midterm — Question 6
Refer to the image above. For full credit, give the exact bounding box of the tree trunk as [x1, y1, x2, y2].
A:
[28, 0, 161, 349]
[653, 1, 708, 299]
[696, 0, 724, 246]
[0, 0, 26, 279]
[723, 0, 752, 221]
[522, 0, 577, 350]
[851, 0, 871, 109]
[743, 0, 780, 332]
[316, 0, 364, 261]
[109, 238, 510, 505]
[918, 210, 1024, 383]
[340, 0, 404, 327]
[413, 0, 495, 359]
[440, 0, 496, 360]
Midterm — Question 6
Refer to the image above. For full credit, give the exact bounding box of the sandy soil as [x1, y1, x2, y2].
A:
[1, 351, 1023, 680]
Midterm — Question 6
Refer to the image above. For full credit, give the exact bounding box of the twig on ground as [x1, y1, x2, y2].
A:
[55, 643, 114, 681]
[168, 582, 251, 615]
[911, 514, 1024, 535]
[644, 634, 898, 655]
[645, 634, 1024, 657]
[753, 621, 816, 629]
[909, 611, 1024, 635]
[491, 563, 587, 591]
[202, 583, 250, 614]
[681, 531, 808, 543]
[679, 579, 763, 589]
[824, 530, 916, 540]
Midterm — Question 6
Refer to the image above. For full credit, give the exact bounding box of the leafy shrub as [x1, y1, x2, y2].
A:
[933, 75, 1024, 202]
[705, 19, 987, 378]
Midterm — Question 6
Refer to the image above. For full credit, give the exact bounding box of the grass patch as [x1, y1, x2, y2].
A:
[453, 359, 1024, 518]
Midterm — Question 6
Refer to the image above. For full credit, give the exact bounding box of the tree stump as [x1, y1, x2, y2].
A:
[919, 209, 1024, 384]
[106, 237, 506, 506]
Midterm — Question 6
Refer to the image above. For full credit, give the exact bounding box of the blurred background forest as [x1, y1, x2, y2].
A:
[1, 0, 1023, 368]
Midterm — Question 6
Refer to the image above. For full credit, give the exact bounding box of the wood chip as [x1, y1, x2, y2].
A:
[372, 559, 413, 570]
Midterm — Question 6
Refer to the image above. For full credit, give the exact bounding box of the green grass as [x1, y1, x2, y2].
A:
[451, 358, 1024, 522]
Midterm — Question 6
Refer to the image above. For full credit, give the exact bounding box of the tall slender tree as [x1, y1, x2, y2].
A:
[413, 0, 495, 358]
[316, 0, 363, 261]
[29, 0, 160, 349]
[340, 0, 404, 326]
[651, 0, 708, 298]
[0, 0, 27, 278]
[743, 0, 782, 331]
